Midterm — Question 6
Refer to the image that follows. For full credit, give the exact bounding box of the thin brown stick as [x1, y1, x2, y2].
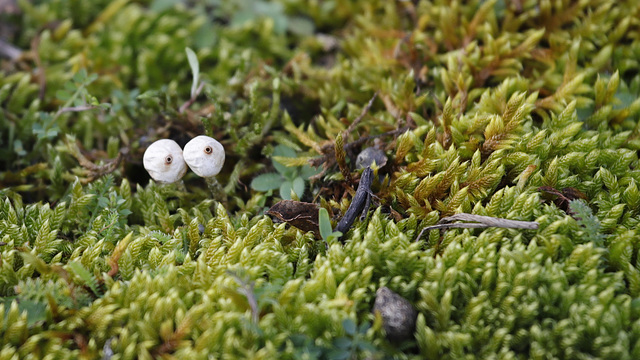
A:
[440, 214, 539, 228]
[0, 39, 21, 60]
[379, 93, 401, 120]
[344, 92, 378, 138]
[179, 82, 205, 113]
[66, 137, 127, 182]
[228, 271, 259, 324]
[56, 105, 100, 115]
[416, 213, 539, 242]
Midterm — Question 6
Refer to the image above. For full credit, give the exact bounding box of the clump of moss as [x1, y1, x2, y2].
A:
[2, 0, 640, 358]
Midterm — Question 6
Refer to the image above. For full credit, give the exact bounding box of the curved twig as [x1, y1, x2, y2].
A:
[416, 213, 539, 242]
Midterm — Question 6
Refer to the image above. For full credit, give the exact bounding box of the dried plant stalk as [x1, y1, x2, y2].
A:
[416, 213, 539, 241]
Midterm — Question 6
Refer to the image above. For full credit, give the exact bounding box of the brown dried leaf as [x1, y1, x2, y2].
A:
[267, 200, 320, 239]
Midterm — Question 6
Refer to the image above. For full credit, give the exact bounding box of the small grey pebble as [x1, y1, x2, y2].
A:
[198, 224, 205, 234]
[356, 147, 387, 169]
[373, 286, 418, 342]
[102, 338, 115, 360]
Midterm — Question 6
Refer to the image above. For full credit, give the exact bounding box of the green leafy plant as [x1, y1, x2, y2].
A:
[318, 207, 342, 243]
[569, 199, 607, 246]
[327, 319, 377, 360]
[250, 144, 319, 200]
[224, 0, 315, 36]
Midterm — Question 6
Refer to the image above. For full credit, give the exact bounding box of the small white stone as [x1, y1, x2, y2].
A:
[143, 139, 187, 183]
[183, 135, 225, 178]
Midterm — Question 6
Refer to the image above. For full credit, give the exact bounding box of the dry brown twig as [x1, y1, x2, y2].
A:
[344, 92, 378, 137]
[308, 92, 381, 179]
[0, 38, 21, 60]
[416, 213, 539, 242]
[66, 138, 128, 183]
[57, 105, 102, 116]
[228, 271, 259, 324]
[179, 82, 205, 114]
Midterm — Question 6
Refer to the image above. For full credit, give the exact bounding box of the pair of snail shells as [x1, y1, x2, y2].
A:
[143, 136, 224, 183]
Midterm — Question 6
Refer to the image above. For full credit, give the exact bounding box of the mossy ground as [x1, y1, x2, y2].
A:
[2, 0, 640, 359]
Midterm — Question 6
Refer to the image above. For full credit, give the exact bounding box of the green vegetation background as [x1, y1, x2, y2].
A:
[2, 0, 640, 358]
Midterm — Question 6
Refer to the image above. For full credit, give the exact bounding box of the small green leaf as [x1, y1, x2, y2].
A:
[55, 89, 72, 101]
[272, 15, 288, 35]
[287, 16, 315, 36]
[280, 181, 293, 200]
[63, 81, 76, 92]
[230, 11, 255, 29]
[319, 208, 333, 241]
[13, 139, 26, 156]
[292, 177, 305, 198]
[357, 340, 377, 352]
[326, 349, 350, 360]
[185, 47, 200, 98]
[358, 321, 371, 333]
[19, 300, 47, 326]
[333, 337, 352, 349]
[272, 145, 298, 177]
[137, 90, 161, 100]
[272, 156, 314, 167]
[67, 261, 102, 296]
[299, 164, 321, 179]
[150, 0, 179, 12]
[72, 69, 87, 82]
[343, 318, 356, 335]
[250, 173, 283, 191]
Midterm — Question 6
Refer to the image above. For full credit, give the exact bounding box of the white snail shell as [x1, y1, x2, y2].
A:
[143, 139, 187, 183]
[183, 135, 225, 177]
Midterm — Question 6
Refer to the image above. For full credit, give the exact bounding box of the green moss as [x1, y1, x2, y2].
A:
[2, 0, 640, 358]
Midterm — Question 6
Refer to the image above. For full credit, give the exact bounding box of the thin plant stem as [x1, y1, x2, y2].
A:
[206, 177, 226, 202]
